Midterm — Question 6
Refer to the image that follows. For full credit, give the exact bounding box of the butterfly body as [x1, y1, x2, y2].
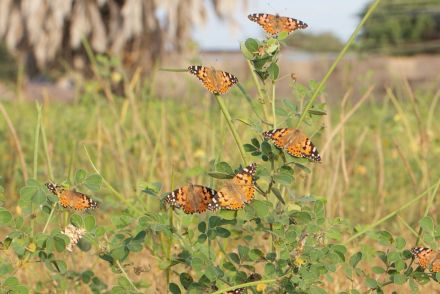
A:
[263, 128, 321, 162]
[217, 163, 257, 210]
[188, 65, 238, 95]
[248, 13, 308, 36]
[227, 289, 245, 294]
[411, 247, 440, 272]
[45, 182, 98, 211]
[165, 184, 219, 214]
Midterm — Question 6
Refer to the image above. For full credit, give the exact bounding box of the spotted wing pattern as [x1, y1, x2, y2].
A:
[227, 289, 245, 294]
[263, 128, 321, 162]
[164, 184, 219, 214]
[188, 65, 238, 95]
[411, 247, 440, 272]
[217, 163, 257, 210]
[248, 13, 308, 35]
[45, 182, 98, 211]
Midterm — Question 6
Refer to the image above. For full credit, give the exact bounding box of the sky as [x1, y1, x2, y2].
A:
[192, 0, 371, 50]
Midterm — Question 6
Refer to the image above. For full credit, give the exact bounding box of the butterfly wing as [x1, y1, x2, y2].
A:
[215, 70, 238, 94]
[248, 13, 278, 35]
[217, 163, 256, 210]
[263, 128, 321, 162]
[188, 65, 238, 95]
[248, 13, 307, 35]
[60, 190, 98, 211]
[279, 16, 308, 33]
[411, 247, 435, 270]
[46, 182, 97, 211]
[227, 289, 245, 294]
[165, 184, 219, 214]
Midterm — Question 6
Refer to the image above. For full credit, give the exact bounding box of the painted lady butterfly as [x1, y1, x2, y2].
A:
[248, 13, 308, 36]
[214, 163, 257, 210]
[45, 182, 98, 211]
[263, 128, 321, 162]
[411, 247, 440, 272]
[227, 289, 245, 294]
[164, 184, 219, 214]
[188, 65, 238, 95]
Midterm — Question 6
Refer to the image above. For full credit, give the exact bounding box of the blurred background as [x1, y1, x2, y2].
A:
[0, 0, 439, 100]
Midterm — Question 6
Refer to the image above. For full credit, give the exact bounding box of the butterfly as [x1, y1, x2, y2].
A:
[248, 13, 308, 36]
[411, 247, 440, 272]
[214, 163, 257, 210]
[188, 65, 238, 95]
[227, 289, 245, 294]
[164, 184, 220, 214]
[263, 128, 321, 162]
[45, 182, 98, 211]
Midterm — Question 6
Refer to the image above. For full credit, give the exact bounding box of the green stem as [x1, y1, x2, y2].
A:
[158, 68, 188, 72]
[214, 94, 247, 165]
[33, 103, 42, 179]
[42, 203, 57, 234]
[236, 83, 266, 122]
[83, 146, 142, 216]
[271, 81, 276, 128]
[344, 178, 440, 244]
[166, 169, 175, 286]
[247, 60, 270, 120]
[40, 111, 53, 180]
[116, 260, 139, 292]
[296, 0, 382, 128]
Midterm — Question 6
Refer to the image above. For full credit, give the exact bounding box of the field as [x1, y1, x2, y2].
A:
[1, 8, 440, 294]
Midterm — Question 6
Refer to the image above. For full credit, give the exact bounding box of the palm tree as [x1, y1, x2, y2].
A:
[0, 0, 243, 75]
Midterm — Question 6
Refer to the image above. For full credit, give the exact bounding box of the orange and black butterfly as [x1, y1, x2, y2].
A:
[45, 182, 98, 211]
[248, 13, 308, 36]
[263, 128, 321, 162]
[411, 247, 440, 272]
[188, 65, 238, 95]
[216, 163, 257, 210]
[164, 184, 220, 214]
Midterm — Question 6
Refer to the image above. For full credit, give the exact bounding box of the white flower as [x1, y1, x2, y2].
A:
[61, 224, 86, 252]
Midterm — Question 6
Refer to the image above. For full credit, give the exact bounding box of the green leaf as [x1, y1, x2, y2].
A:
[197, 234, 207, 243]
[0, 263, 13, 276]
[372, 266, 385, 274]
[216, 227, 231, 238]
[261, 141, 272, 155]
[229, 253, 240, 264]
[111, 246, 129, 261]
[244, 144, 257, 152]
[271, 187, 285, 204]
[70, 214, 83, 227]
[0, 208, 12, 225]
[365, 277, 378, 289]
[198, 221, 206, 233]
[75, 169, 87, 184]
[84, 174, 102, 191]
[264, 263, 275, 276]
[419, 216, 434, 233]
[245, 38, 259, 52]
[240, 42, 254, 60]
[6, 285, 28, 294]
[180, 273, 193, 289]
[308, 109, 327, 116]
[169, 283, 181, 294]
[251, 138, 260, 148]
[349, 252, 362, 268]
[268, 63, 279, 80]
[252, 200, 273, 218]
[395, 237, 406, 250]
[249, 249, 264, 261]
[391, 273, 407, 285]
[84, 214, 96, 231]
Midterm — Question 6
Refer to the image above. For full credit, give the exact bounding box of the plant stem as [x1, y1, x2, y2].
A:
[271, 81, 276, 128]
[214, 94, 247, 165]
[344, 178, 440, 244]
[33, 103, 42, 179]
[42, 203, 57, 234]
[166, 169, 175, 286]
[296, 0, 382, 128]
[40, 110, 54, 180]
[116, 260, 139, 292]
[83, 145, 142, 216]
